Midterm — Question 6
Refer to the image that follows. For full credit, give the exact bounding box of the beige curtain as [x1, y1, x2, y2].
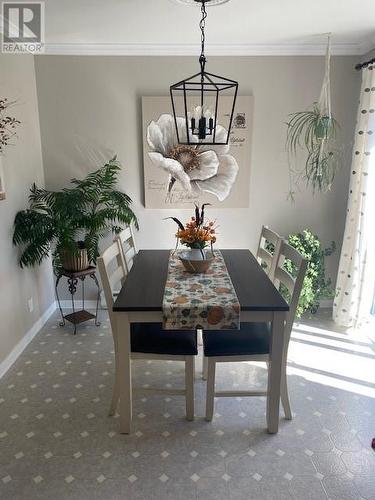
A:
[334, 64, 375, 328]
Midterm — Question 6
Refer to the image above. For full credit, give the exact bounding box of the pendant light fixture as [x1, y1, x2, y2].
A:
[170, 0, 238, 145]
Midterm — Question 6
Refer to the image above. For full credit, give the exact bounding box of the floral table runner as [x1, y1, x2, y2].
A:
[163, 250, 240, 330]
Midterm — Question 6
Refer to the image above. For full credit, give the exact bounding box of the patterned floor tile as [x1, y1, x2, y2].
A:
[322, 474, 363, 500]
[0, 310, 374, 499]
[354, 475, 375, 500]
[340, 449, 375, 476]
[311, 451, 347, 476]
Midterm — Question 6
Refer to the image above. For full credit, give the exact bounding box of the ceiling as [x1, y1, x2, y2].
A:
[43, 0, 375, 55]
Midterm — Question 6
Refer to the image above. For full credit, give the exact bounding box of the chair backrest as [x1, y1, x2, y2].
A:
[273, 240, 308, 345]
[97, 240, 127, 329]
[117, 224, 137, 273]
[256, 226, 283, 281]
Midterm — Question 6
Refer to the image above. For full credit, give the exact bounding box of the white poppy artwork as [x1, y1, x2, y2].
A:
[142, 96, 253, 208]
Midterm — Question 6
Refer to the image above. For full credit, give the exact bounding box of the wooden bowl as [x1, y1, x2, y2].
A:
[179, 251, 214, 274]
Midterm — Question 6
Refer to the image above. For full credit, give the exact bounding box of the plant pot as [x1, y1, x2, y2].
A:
[179, 250, 214, 274]
[315, 115, 332, 140]
[187, 248, 206, 260]
[61, 248, 89, 272]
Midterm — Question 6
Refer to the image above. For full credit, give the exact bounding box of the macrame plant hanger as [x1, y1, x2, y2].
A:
[317, 34, 332, 178]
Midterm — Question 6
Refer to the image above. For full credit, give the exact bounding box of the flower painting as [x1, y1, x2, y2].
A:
[142, 96, 253, 208]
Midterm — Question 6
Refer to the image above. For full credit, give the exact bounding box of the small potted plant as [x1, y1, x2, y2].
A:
[13, 157, 138, 274]
[166, 204, 217, 273]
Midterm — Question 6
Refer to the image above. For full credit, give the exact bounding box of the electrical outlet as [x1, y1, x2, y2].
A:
[28, 297, 34, 313]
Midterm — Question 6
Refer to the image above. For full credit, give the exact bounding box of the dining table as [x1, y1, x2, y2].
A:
[113, 249, 289, 434]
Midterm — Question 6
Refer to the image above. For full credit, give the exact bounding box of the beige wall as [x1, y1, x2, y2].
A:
[0, 55, 55, 367]
[34, 55, 360, 298]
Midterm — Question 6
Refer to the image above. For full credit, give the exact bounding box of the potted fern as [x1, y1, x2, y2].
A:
[13, 157, 138, 273]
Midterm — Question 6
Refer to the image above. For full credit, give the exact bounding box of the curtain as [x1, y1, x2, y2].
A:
[334, 64, 375, 328]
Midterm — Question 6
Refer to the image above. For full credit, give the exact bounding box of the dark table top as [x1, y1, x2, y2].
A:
[113, 249, 289, 313]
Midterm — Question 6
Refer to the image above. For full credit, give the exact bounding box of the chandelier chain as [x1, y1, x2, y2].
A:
[199, 1, 207, 68]
[170, 0, 239, 145]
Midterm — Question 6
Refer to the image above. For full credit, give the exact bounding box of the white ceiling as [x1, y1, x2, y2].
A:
[43, 0, 375, 55]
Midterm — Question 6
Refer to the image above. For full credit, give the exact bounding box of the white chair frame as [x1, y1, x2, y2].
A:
[204, 241, 308, 422]
[116, 224, 138, 273]
[256, 225, 283, 281]
[97, 241, 195, 421]
[202, 226, 283, 381]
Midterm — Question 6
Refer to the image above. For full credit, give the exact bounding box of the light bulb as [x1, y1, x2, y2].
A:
[204, 107, 213, 119]
[193, 106, 202, 121]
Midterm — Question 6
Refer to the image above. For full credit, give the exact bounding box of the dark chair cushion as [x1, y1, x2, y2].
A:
[203, 323, 271, 357]
[131, 323, 198, 356]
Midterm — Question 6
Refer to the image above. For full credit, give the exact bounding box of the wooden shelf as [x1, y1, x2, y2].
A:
[64, 310, 95, 325]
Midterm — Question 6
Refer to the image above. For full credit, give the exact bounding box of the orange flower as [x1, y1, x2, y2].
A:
[172, 205, 218, 249]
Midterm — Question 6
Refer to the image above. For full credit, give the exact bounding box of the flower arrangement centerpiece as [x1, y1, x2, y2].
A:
[167, 204, 217, 270]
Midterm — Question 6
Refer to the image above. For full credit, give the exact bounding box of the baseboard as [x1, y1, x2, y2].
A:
[58, 300, 100, 309]
[0, 301, 57, 379]
[59, 291, 116, 310]
[319, 299, 334, 309]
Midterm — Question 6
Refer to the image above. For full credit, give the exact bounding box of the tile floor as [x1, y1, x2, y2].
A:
[0, 309, 374, 499]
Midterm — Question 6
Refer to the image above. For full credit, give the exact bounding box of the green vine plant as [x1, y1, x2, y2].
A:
[267, 229, 335, 318]
[286, 35, 341, 197]
[13, 157, 138, 274]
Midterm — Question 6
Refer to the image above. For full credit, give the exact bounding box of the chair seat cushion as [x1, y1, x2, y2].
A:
[131, 323, 198, 356]
[203, 323, 271, 357]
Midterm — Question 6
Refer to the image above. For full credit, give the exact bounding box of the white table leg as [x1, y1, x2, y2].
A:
[116, 312, 132, 434]
[266, 311, 286, 434]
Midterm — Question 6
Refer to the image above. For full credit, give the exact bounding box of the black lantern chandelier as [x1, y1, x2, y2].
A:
[170, 0, 238, 145]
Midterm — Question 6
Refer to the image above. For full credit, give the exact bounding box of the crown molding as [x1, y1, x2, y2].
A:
[42, 41, 370, 57]
[358, 38, 375, 56]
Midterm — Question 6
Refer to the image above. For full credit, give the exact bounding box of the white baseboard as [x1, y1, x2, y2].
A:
[0, 301, 57, 379]
[58, 290, 116, 310]
[319, 299, 334, 309]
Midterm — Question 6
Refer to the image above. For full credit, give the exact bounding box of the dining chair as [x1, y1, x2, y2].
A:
[99, 225, 136, 307]
[256, 225, 283, 281]
[97, 241, 197, 421]
[202, 225, 283, 381]
[116, 224, 138, 273]
[203, 241, 308, 423]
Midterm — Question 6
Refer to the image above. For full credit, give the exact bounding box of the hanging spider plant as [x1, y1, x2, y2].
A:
[286, 35, 340, 195]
